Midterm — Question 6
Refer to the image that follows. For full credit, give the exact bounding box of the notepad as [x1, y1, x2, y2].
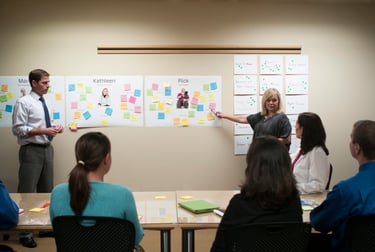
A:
[179, 199, 219, 214]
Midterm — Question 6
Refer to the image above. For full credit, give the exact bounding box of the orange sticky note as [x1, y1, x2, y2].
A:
[41, 201, 50, 208]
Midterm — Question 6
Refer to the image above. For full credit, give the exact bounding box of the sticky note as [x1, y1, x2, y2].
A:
[134, 106, 142, 113]
[41, 202, 50, 208]
[124, 84, 131, 91]
[53, 112, 60, 120]
[29, 208, 46, 213]
[55, 93, 63, 101]
[134, 89, 141, 97]
[182, 118, 189, 127]
[129, 96, 136, 104]
[302, 205, 314, 211]
[155, 196, 167, 200]
[121, 102, 128, 110]
[69, 121, 77, 131]
[152, 83, 159, 91]
[1, 84, 9, 92]
[131, 114, 138, 122]
[210, 82, 218, 90]
[121, 95, 127, 102]
[80, 94, 87, 101]
[181, 195, 193, 200]
[105, 107, 113, 116]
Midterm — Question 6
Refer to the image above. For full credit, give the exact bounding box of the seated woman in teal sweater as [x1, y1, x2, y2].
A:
[49, 132, 144, 246]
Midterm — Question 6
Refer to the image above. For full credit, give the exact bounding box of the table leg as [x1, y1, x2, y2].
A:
[182, 229, 195, 252]
[160, 229, 171, 252]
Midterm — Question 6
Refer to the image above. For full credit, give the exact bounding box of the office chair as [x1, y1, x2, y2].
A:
[344, 214, 375, 252]
[326, 163, 333, 190]
[225, 222, 312, 252]
[52, 216, 135, 252]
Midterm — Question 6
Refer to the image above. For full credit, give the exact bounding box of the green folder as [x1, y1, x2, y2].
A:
[179, 199, 219, 214]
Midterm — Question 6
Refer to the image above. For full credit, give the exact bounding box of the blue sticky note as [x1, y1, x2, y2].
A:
[83, 111, 91, 120]
[105, 107, 113, 116]
[53, 112, 60, 120]
[5, 104, 13, 113]
[210, 82, 218, 90]
[197, 104, 204, 111]
[134, 89, 141, 97]
[158, 112, 165, 120]
[165, 88, 171, 96]
[68, 84, 76, 92]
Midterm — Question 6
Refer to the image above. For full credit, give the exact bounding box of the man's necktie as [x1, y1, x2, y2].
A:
[39, 96, 52, 140]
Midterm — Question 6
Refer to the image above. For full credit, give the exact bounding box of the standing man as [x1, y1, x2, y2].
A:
[309, 120, 375, 251]
[12, 69, 63, 248]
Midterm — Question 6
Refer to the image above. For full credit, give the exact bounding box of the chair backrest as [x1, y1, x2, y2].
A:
[52, 216, 135, 252]
[344, 214, 375, 252]
[326, 163, 333, 190]
[225, 222, 312, 252]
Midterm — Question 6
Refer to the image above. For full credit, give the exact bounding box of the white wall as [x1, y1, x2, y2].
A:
[0, 0, 374, 192]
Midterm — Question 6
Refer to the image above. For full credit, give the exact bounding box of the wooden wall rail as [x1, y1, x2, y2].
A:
[97, 45, 302, 54]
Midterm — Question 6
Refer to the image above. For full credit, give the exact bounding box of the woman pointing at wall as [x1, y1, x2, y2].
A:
[216, 88, 292, 149]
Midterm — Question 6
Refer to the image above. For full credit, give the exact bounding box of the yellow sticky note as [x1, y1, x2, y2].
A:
[7, 92, 14, 99]
[302, 205, 314, 211]
[29, 208, 45, 213]
[158, 102, 165, 110]
[165, 107, 172, 114]
[86, 102, 93, 109]
[152, 96, 159, 103]
[181, 195, 193, 200]
[155, 195, 167, 200]
[101, 119, 109, 126]
[198, 117, 206, 124]
[77, 83, 84, 90]
[69, 121, 77, 131]
[182, 118, 189, 127]
[131, 114, 138, 122]
[165, 98, 173, 105]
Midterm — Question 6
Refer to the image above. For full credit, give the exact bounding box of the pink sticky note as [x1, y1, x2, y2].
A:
[129, 96, 136, 104]
[152, 83, 159, 91]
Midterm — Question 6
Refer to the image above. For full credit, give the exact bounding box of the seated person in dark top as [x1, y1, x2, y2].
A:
[210, 136, 302, 252]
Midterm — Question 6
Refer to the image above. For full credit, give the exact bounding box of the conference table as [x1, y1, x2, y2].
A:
[176, 190, 328, 252]
[176, 190, 238, 252]
[9, 192, 177, 252]
[9, 190, 327, 252]
[133, 191, 177, 252]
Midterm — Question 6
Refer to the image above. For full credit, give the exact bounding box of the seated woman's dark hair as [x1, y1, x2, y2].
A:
[241, 135, 298, 209]
[69, 132, 111, 216]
